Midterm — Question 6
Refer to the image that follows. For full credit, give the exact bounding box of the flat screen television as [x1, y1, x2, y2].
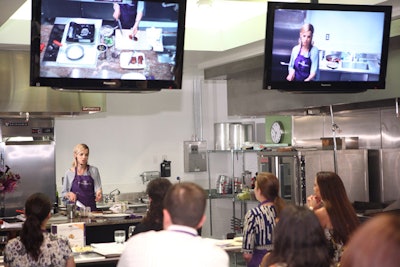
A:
[30, 0, 186, 92]
[263, 2, 392, 93]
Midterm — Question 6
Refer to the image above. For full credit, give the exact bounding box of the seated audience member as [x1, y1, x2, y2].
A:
[117, 182, 229, 267]
[131, 178, 172, 236]
[242, 172, 286, 267]
[340, 213, 400, 267]
[260, 205, 331, 267]
[307, 171, 359, 264]
[4, 193, 75, 267]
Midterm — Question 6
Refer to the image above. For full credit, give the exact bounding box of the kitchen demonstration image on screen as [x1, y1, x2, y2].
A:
[263, 2, 392, 93]
[30, 0, 186, 91]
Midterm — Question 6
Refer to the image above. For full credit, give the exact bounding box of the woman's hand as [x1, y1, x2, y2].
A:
[243, 252, 252, 263]
[307, 194, 322, 210]
[67, 192, 77, 202]
[95, 190, 102, 202]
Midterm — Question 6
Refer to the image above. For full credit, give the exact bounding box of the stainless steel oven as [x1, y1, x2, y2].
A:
[257, 151, 304, 205]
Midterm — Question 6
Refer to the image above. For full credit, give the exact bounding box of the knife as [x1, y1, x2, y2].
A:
[117, 19, 123, 36]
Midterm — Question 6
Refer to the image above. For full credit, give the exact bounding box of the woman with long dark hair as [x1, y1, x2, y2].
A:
[261, 205, 331, 267]
[307, 171, 360, 264]
[4, 193, 75, 267]
[131, 178, 172, 236]
[242, 172, 286, 267]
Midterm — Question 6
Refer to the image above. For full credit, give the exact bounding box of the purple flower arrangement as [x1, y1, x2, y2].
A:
[0, 165, 21, 193]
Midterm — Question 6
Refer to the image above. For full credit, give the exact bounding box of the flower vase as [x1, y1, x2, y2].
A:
[0, 192, 5, 217]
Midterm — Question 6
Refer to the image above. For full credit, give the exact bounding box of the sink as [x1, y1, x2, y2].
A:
[341, 61, 369, 70]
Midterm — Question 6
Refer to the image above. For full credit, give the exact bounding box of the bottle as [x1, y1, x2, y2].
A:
[53, 190, 59, 214]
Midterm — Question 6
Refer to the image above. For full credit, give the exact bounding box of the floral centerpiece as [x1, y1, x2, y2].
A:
[0, 165, 21, 216]
[0, 165, 21, 193]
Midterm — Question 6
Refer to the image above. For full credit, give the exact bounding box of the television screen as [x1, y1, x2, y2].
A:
[263, 2, 392, 93]
[30, 0, 186, 92]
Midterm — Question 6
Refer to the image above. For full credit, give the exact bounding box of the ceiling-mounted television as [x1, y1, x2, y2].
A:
[263, 2, 392, 93]
[30, 0, 186, 92]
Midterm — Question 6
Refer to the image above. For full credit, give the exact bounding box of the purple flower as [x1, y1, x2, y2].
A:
[0, 166, 21, 193]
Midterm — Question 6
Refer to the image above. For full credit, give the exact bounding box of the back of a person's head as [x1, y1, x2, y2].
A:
[340, 214, 400, 267]
[266, 205, 330, 267]
[316, 171, 359, 243]
[163, 182, 206, 228]
[147, 178, 172, 202]
[25, 192, 52, 220]
[316, 171, 348, 201]
[256, 172, 279, 201]
[21, 192, 52, 261]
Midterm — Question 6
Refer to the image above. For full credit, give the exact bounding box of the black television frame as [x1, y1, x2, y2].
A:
[30, 0, 186, 92]
[263, 2, 392, 93]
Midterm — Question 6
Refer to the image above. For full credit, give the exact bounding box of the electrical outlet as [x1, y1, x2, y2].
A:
[325, 34, 330, 40]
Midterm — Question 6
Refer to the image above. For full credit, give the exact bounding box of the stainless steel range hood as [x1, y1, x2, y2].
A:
[0, 50, 106, 118]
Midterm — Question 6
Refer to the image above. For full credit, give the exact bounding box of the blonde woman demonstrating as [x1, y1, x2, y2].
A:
[62, 143, 102, 211]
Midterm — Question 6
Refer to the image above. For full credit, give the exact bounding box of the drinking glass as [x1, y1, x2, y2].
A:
[128, 225, 136, 238]
[114, 230, 126, 244]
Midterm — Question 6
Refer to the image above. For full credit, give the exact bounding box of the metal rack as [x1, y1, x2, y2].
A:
[206, 150, 258, 237]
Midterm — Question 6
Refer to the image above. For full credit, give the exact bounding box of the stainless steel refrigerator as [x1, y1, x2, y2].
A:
[257, 149, 369, 206]
[0, 119, 56, 217]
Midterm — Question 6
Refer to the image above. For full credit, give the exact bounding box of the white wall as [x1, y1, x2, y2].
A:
[54, 78, 229, 196]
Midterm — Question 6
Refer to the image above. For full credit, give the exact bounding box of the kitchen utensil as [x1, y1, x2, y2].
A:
[117, 19, 123, 36]
[216, 175, 232, 194]
[66, 203, 76, 219]
[97, 44, 107, 60]
[76, 200, 85, 209]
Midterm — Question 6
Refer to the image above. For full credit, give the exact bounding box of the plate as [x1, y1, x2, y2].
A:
[66, 44, 84, 60]
[120, 51, 146, 69]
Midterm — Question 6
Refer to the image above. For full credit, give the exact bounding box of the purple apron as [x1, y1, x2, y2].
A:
[119, 1, 139, 29]
[70, 166, 97, 211]
[247, 249, 268, 267]
[294, 46, 312, 81]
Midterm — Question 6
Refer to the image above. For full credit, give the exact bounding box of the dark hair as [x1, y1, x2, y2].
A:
[316, 171, 359, 244]
[340, 214, 400, 267]
[263, 205, 331, 267]
[142, 178, 172, 227]
[256, 172, 286, 216]
[163, 182, 206, 228]
[20, 192, 52, 261]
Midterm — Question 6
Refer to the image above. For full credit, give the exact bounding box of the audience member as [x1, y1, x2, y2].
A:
[307, 171, 359, 264]
[117, 182, 229, 267]
[131, 178, 172, 236]
[242, 172, 286, 267]
[4, 193, 75, 267]
[340, 213, 400, 267]
[260, 204, 331, 267]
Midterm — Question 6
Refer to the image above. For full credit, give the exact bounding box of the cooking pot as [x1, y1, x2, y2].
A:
[216, 175, 232, 194]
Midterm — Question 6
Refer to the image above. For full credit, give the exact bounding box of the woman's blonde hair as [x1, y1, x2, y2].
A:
[72, 143, 89, 167]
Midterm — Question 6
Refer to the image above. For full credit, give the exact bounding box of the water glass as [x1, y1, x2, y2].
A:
[114, 230, 126, 244]
[128, 225, 136, 238]
[81, 206, 91, 218]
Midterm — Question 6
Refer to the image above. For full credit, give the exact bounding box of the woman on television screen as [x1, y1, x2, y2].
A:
[286, 23, 319, 82]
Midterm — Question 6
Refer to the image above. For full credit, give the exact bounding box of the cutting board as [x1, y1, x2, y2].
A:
[91, 242, 126, 257]
[115, 30, 152, 51]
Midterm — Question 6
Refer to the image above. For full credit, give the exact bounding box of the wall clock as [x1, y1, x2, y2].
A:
[271, 121, 284, 144]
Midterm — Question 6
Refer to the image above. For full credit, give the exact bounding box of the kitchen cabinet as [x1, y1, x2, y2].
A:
[206, 150, 258, 238]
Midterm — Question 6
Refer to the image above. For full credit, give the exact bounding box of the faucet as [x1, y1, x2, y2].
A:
[104, 188, 120, 203]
